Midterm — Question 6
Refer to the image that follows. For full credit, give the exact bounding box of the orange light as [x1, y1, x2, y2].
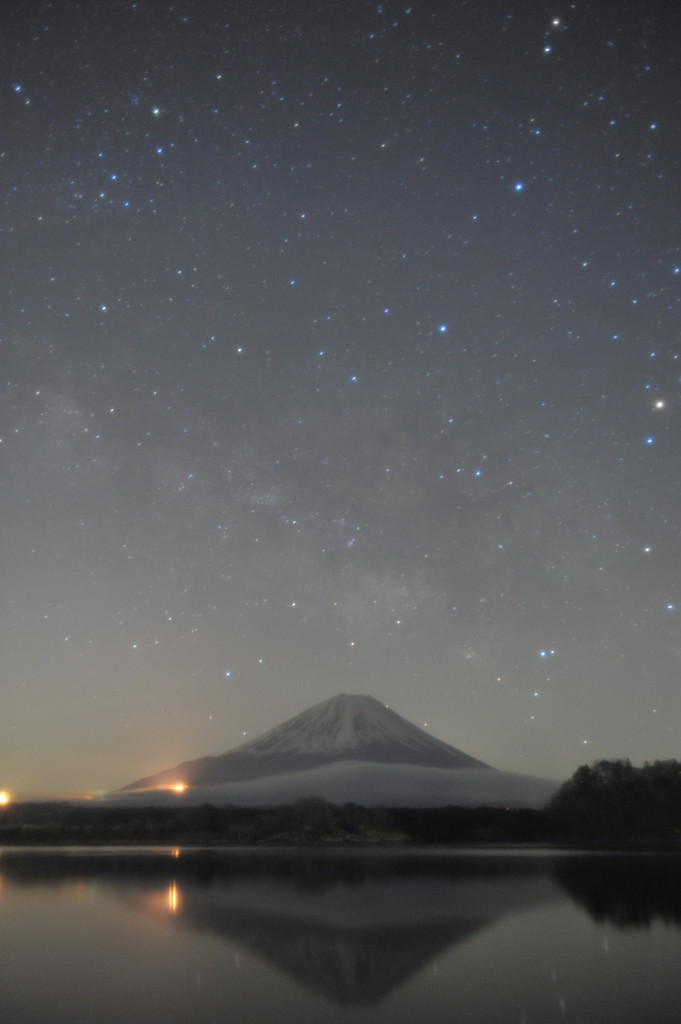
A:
[0, 791, 9, 806]
[172, 783, 186, 794]
[168, 881, 180, 914]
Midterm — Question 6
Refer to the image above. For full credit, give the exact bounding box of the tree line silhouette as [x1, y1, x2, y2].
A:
[547, 758, 681, 841]
[0, 760, 679, 846]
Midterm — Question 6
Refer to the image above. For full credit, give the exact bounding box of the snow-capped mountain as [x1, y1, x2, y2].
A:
[114, 693, 558, 807]
[232, 692, 488, 766]
[120, 694, 489, 792]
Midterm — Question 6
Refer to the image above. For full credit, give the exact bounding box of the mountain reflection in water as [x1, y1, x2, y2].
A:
[1, 849, 680, 1009]
[125, 856, 558, 1005]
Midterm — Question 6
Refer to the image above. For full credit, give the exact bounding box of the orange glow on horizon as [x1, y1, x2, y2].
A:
[172, 783, 186, 794]
[0, 791, 9, 806]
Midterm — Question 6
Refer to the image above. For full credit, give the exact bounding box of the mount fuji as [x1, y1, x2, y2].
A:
[113, 694, 558, 808]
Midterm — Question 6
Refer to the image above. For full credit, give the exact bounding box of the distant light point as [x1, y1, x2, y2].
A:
[514, 182, 524, 192]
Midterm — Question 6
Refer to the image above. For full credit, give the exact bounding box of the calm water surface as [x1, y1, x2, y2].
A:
[1, 847, 679, 1023]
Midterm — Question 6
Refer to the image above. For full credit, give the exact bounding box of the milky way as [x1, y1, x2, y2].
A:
[1, 1, 679, 797]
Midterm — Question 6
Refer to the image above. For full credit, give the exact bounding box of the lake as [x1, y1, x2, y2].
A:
[1, 847, 679, 1023]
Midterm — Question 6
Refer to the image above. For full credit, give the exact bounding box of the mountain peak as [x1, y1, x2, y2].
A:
[234, 693, 484, 766]
[119, 693, 489, 793]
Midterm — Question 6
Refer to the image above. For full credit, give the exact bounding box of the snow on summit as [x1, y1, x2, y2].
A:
[235, 693, 488, 766]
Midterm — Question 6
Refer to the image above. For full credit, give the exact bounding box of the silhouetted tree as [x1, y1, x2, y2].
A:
[549, 759, 681, 841]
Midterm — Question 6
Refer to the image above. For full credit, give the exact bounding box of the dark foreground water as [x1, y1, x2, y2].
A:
[1, 847, 680, 1023]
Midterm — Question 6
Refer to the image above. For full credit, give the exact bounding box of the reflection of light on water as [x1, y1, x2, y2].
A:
[168, 881, 180, 914]
[143, 881, 182, 917]
[171, 847, 181, 859]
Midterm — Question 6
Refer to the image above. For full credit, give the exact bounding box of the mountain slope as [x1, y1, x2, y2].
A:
[119, 693, 490, 792]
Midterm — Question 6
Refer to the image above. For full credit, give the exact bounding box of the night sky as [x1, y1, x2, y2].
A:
[2, 1, 680, 800]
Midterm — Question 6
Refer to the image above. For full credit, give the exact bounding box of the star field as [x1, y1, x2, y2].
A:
[1, 1, 679, 798]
